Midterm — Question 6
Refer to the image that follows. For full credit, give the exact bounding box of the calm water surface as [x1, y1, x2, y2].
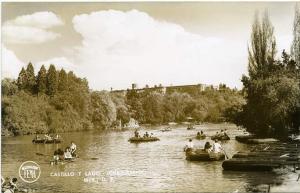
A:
[2, 124, 299, 192]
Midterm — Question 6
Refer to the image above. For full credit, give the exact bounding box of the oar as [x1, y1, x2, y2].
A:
[222, 148, 229, 159]
[36, 152, 52, 157]
[77, 156, 99, 160]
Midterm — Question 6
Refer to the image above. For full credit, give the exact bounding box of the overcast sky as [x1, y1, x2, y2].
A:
[1, 2, 296, 90]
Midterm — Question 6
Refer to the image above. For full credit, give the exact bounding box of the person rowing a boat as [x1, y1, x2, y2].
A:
[53, 150, 60, 164]
[212, 139, 223, 153]
[44, 134, 52, 141]
[134, 129, 139, 138]
[184, 139, 194, 152]
[64, 147, 73, 160]
[204, 142, 212, 153]
[70, 141, 77, 157]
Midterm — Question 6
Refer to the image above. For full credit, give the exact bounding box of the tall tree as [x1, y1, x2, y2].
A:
[240, 11, 278, 137]
[46, 65, 58, 96]
[25, 62, 36, 93]
[58, 69, 68, 92]
[248, 11, 277, 79]
[291, 5, 300, 68]
[36, 65, 47, 94]
[17, 67, 27, 90]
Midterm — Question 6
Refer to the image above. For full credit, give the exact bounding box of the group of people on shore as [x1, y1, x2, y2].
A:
[52, 141, 77, 164]
[185, 138, 223, 154]
[1, 177, 18, 193]
[134, 130, 154, 138]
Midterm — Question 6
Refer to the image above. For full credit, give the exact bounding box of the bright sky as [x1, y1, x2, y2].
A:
[1, 2, 296, 90]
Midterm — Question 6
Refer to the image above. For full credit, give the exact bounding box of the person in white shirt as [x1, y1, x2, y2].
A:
[184, 139, 194, 152]
[70, 141, 77, 157]
[64, 148, 73, 160]
[188, 139, 194, 148]
[212, 139, 223, 153]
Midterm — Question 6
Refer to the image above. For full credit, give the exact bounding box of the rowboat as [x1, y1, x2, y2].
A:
[128, 137, 160, 143]
[161, 128, 172, 132]
[196, 134, 206, 140]
[32, 138, 62, 144]
[186, 149, 225, 161]
[211, 135, 230, 141]
[50, 158, 76, 165]
[187, 126, 196, 130]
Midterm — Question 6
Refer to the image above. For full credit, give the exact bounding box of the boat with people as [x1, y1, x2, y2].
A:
[196, 131, 206, 140]
[50, 157, 77, 165]
[211, 135, 230, 141]
[186, 149, 225, 161]
[32, 134, 62, 144]
[187, 124, 196, 130]
[32, 138, 62, 144]
[129, 130, 159, 143]
[161, 127, 172, 132]
[196, 134, 206, 140]
[49, 142, 78, 165]
[211, 129, 230, 140]
[129, 136, 160, 143]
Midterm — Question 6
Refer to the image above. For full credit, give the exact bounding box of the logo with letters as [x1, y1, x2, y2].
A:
[19, 161, 41, 183]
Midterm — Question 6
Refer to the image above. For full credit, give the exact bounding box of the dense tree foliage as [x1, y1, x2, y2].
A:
[236, 10, 300, 139]
[123, 87, 244, 125]
[2, 63, 243, 135]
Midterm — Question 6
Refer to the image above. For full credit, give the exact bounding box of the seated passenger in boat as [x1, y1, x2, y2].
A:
[197, 132, 201, 137]
[44, 134, 52, 140]
[54, 134, 60, 140]
[70, 141, 77, 157]
[212, 139, 223, 153]
[220, 130, 224, 136]
[201, 130, 204, 135]
[2, 177, 10, 189]
[35, 134, 41, 140]
[204, 142, 212, 152]
[3, 178, 18, 193]
[144, 132, 149, 138]
[184, 139, 194, 152]
[56, 148, 64, 160]
[53, 150, 60, 164]
[64, 147, 73, 160]
[134, 129, 139, 138]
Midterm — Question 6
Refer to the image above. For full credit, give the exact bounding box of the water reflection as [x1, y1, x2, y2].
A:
[2, 124, 298, 192]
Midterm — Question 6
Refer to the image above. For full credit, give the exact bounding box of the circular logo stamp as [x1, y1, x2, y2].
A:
[19, 161, 41, 183]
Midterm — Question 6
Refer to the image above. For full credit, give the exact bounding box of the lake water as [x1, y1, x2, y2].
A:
[2, 124, 299, 192]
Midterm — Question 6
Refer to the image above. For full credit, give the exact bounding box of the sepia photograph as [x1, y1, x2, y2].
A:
[1, 1, 300, 193]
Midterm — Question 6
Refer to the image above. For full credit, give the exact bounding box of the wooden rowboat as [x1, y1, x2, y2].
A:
[211, 135, 230, 141]
[32, 138, 62, 144]
[196, 135, 206, 140]
[128, 137, 160, 143]
[186, 149, 225, 161]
